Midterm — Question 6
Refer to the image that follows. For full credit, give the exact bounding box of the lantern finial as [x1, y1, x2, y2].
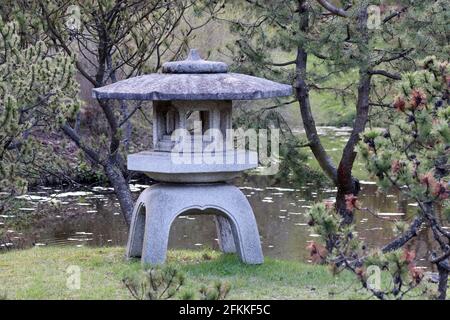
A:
[186, 48, 202, 61]
[161, 49, 228, 74]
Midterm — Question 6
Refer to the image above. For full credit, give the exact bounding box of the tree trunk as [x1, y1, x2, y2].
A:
[335, 72, 369, 223]
[437, 264, 448, 300]
[106, 54, 132, 152]
[104, 157, 134, 226]
[295, 0, 338, 185]
[335, 4, 370, 224]
[121, 102, 131, 152]
[295, 1, 368, 225]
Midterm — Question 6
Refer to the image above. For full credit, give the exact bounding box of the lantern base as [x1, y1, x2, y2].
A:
[126, 183, 264, 265]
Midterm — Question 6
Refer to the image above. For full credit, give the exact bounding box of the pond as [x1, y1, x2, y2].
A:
[0, 127, 443, 270]
[1, 176, 437, 268]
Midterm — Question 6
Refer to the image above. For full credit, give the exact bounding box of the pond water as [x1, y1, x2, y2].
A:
[1, 177, 438, 269]
[0, 127, 443, 270]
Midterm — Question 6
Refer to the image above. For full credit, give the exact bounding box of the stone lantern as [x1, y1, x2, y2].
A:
[93, 49, 292, 264]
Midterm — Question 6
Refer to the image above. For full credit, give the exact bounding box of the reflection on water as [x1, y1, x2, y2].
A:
[1, 176, 441, 269]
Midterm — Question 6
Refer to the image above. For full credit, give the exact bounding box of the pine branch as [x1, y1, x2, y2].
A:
[383, 7, 408, 24]
[368, 69, 402, 80]
[381, 216, 424, 253]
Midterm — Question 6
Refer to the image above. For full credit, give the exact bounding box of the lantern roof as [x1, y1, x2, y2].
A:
[92, 49, 292, 101]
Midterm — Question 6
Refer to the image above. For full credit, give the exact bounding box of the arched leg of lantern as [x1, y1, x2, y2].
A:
[126, 183, 263, 265]
[214, 215, 236, 253]
[126, 190, 149, 258]
[217, 185, 263, 264]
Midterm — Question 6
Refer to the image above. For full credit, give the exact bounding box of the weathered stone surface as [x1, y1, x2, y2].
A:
[152, 100, 232, 152]
[127, 149, 258, 183]
[214, 215, 237, 253]
[126, 183, 264, 265]
[93, 48, 292, 101]
[162, 49, 228, 74]
[105, 49, 274, 265]
[93, 72, 292, 101]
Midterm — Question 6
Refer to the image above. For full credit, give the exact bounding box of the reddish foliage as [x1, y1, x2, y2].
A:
[403, 248, 416, 264]
[409, 266, 424, 284]
[391, 159, 402, 174]
[419, 172, 443, 197]
[420, 172, 449, 200]
[355, 267, 365, 279]
[393, 96, 406, 112]
[306, 241, 328, 264]
[403, 249, 424, 284]
[431, 181, 449, 199]
[409, 89, 427, 109]
[324, 200, 335, 210]
[344, 194, 358, 211]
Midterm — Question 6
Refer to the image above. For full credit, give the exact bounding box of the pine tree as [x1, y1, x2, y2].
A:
[0, 17, 80, 213]
[7, 0, 224, 225]
[308, 57, 449, 299]
[226, 0, 448, 222]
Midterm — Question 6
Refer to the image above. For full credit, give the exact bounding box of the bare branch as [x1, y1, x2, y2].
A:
[38, 0, 98, 86]
[383, 7, 408, 24]
[61, 123, 102, 165]
[260, 99, 297, 112]
[315, 0, 349, 17]
[268, 60, 296, 67]
[119, 102, 143, 127]
[375, 48, 414, 65]
[368, 69, 401, 80]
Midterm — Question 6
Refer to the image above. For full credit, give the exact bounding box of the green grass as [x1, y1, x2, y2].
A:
[0, 246, 369, 300]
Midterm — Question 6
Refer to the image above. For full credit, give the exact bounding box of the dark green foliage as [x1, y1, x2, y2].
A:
[225, 0, 448, 200]
[199, 280, 231, 300]
[359, 57, 449, 204]
[0, 17, 80, 211]
[307, 202, 427, 299]
[307, 57, 449, 299]
[233, 107, 328, 186]
[277, 136, 328, 187]
[0, 1, 225, 225]
[122, 265, 186, 300]
[123, 264, 231, 300]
